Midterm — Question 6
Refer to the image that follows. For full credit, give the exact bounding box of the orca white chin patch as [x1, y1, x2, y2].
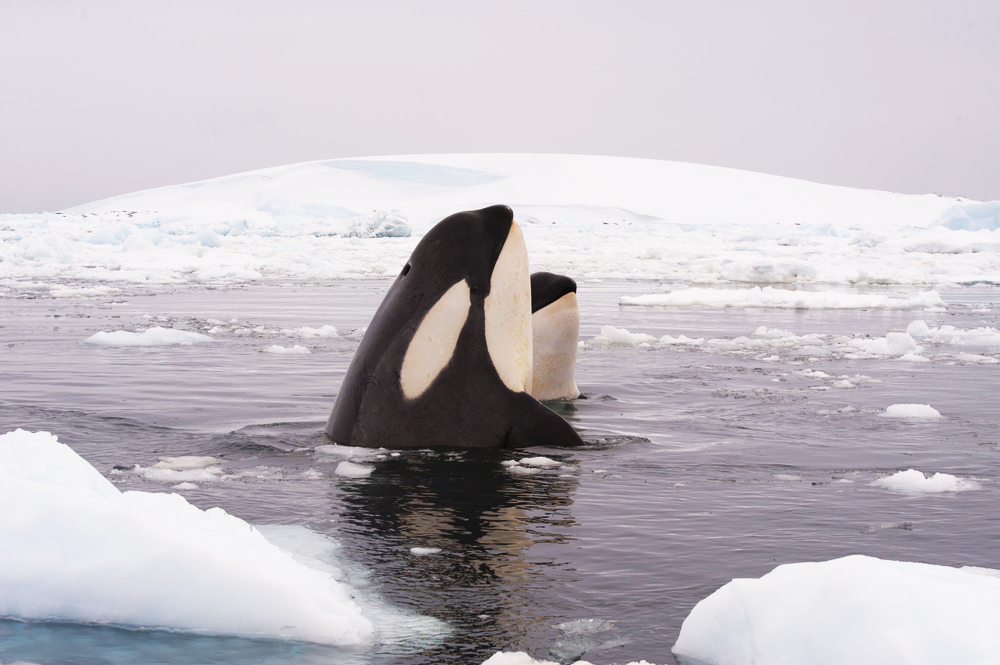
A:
[530, 291, 581, 401]
[400, 279, 471, 400]
[484, 221, 532, 393]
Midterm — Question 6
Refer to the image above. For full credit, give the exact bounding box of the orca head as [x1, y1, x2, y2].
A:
[396, 205, 532, 399]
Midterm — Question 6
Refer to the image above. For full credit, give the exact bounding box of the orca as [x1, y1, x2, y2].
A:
[529, 272, 581, 401]
[326, 205, 585, 449]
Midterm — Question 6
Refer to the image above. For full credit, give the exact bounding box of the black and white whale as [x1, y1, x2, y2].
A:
[325, 205, 585, 449]
[528, 272, 581, 401]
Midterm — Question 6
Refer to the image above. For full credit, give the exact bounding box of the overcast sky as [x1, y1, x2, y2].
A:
[1, 0, 998, 213]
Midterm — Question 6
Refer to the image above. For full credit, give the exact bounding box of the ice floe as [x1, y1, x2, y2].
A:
[672, 554, 1000, 665]
[0, 429, 372, 645]
[870, 469, 979, 494]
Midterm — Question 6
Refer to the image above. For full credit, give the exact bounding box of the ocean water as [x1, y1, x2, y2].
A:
[1, 280, 998, 665]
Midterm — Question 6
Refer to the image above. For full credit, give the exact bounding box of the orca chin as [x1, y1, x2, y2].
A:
[326, 205, 585, 449]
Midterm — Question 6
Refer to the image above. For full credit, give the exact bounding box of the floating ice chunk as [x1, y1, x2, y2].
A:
[315, 443, 377, 460]
[265, 344, 311, 354]
[50, 285, 122, 297]
[84, 327, 214, 347]
[153, 456, 221, 470]
[410, 547, 441, 556]
[658, 333, 705, 345]
[138, 465, 224, 483]
[897, 352, 930, 362]
[754, 326, 795, 339]
[592, 326, 658, 346]
[906, 320, 1000, 349]
[885, 332, 918, 355]
[334, 461, 374, 478]
[870, 469, 979, 494]
[621, 287, 945, 310]
[282, 325, 339, 338]
[0, 429, 373, 645]
[672, 554, 1000, 665]
[519, 456, 562, 467]
[955, 352, 998, 363]
[481, 653, 563, 665]
[883, 404, 942, 419]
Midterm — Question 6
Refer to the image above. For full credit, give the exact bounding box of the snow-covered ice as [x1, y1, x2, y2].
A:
[0, 429, 373, 645]
[2, 154, 997, 288]
[870, 469, 979, 494]
[672, 554, 1000, 665]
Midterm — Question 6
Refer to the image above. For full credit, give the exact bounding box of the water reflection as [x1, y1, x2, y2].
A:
[333, 449, 581, 664]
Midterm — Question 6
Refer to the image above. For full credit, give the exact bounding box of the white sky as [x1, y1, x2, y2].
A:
[1, 0, 998, 213]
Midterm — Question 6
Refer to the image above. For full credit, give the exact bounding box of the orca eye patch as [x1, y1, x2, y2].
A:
[399, 279, 471, 400]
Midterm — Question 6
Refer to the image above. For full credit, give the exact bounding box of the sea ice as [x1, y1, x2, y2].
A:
[0, 429, 373, 645]
[672, 555, 1000, 665]
[870, 469, 979, 494]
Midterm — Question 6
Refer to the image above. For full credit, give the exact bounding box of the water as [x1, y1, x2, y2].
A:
[1, 281, 998, 664]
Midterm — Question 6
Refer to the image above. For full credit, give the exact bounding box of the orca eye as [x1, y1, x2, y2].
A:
[401, 263, 411, 277]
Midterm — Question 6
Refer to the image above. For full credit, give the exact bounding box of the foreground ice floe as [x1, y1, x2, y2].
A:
[672, 555, 1000, 665]
[0, 429, 377, 645]
[1, 154, 997, 288]
[870, 469, 980, 494]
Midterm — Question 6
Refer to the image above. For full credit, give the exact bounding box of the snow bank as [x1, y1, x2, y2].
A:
[84, 327, 215, 347]
[883, 404, 942, 419]
[0, 429, 373, 645]
[2, 154, 996, 287]
[620, 287, 945, 310]
[870, 469, 979, 494]
[672, 555, 1000, 665]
